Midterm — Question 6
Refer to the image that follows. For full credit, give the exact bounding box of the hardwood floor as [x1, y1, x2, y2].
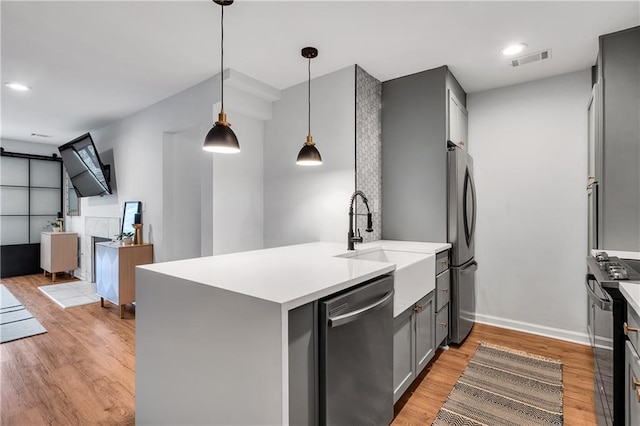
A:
[393, 323, 598, 425]
[1, 274, 135, 425]
[2, 274, 596, 425]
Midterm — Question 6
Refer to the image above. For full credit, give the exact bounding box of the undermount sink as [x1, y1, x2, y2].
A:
[337, 249, 435, 317]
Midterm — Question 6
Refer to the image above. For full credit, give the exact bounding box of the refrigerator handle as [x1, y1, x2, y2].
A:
[461, 261, 478, 272]
[463, 169, 477, 246]
[470, 172, 477, 242]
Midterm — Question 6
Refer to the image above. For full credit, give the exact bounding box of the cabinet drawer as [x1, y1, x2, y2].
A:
[436, 270, 450, 312]
[628, 305, 640, 354]
[435, 250, 449, 275]
[435, 305, 449, 347]
[625, 341, 640, 426]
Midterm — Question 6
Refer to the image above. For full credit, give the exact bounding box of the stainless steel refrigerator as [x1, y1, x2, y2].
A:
[447, 145, 478, 344]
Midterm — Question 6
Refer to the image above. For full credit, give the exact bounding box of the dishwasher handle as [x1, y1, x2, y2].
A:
[328, 290, 394, 328]
[585, 274, 612, 311]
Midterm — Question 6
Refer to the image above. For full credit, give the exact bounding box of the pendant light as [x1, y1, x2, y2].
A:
[203, 0, 240, 154]
[296, 47, 322, 166]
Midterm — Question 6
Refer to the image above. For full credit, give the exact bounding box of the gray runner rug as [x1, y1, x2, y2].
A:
[1, 284, 47, 343]
[433, 342, 563, 426]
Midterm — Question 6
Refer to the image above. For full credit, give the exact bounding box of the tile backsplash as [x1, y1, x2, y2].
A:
[355, 66, 382, 242]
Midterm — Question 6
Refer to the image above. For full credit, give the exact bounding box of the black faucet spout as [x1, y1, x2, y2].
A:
[347, 190, 373, 250]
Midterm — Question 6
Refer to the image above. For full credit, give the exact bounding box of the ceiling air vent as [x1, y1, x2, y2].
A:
[509, 49, 552, 67]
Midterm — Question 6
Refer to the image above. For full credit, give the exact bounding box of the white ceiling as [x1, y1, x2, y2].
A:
[2, 1, 639, 145]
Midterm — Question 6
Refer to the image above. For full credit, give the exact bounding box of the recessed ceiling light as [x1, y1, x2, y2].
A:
[5, 82, 31, 91]
[502, 43, 528, 56]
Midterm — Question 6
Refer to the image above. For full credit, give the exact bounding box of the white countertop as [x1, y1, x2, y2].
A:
[139, 240, 450, 311]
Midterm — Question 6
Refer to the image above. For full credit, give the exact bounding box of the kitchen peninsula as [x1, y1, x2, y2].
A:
[135, 240, 449, 425]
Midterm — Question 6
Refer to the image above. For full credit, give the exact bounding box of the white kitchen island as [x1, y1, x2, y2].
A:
[135, 240, 449, 425]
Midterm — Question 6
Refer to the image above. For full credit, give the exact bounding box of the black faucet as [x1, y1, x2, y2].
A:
[348, 190, 373, 250]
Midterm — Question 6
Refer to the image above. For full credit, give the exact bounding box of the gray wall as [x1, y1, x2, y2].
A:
[264, 66, 356, 247]
[468, 69, 591, 343]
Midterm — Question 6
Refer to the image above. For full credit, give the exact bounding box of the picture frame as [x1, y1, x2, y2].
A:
[121, 201, 142, 236]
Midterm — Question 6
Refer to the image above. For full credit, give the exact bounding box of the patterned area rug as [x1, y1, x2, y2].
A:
[433, 342, 563, 426]
[1, 284, 47, 343]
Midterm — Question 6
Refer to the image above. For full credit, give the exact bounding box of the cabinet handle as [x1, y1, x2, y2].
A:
[413, 305, 423, 313]
[440, 288, 449, 293]
[624, 322, 639, 336]
[459, 141, 465, 146]
[632, 377, 640, 389]
[439, 260, 448, 266]
[440, 322, 448, 328]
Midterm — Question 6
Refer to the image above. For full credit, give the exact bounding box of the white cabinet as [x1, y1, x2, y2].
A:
[448, 89, 468, 150]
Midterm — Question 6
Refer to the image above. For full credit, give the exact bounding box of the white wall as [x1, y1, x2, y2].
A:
[68, 76, 220, 266]
[264, 66, 356, 247]
[60, 70, 273, 279]
[163, 126, 203, 262]
[468, 69, 591, 344]
[212, 111, 265, 255]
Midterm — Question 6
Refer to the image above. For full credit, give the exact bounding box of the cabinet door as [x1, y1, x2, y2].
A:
[448, 90, 468, 149]
[625, 341, 640, 426]
[415, 292, 435, 374]
[393, 307, 415, 403]
[448, 90, 460, 146]
[96, 245, 119, 304]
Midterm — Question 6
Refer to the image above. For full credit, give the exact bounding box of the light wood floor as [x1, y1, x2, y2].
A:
[393, 323, 598, 425]
[2, 274, 597, 425]
[1, 273, 135, 425]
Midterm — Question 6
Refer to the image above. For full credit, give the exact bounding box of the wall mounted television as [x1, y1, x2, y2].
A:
[58, 133, 112, 197]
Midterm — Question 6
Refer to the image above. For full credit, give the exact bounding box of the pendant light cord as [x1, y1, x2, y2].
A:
[308, 57, 311, 136]
[220, 4, 224, 111]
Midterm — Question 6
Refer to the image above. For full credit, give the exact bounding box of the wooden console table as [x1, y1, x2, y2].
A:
[95, 241, 153, 318]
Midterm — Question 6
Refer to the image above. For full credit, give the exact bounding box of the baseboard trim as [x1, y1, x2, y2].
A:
[475, 313, 590, 346]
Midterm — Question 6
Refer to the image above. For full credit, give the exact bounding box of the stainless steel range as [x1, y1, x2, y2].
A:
[587, 252, 640, 425]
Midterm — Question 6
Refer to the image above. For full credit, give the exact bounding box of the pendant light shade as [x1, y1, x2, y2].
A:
[297, 47, 322, 166]
[203, 0, 240, 154]
[204, 112, 240, 153]
[297, 135, 322, 166]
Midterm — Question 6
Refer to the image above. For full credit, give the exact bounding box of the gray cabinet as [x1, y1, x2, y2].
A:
[435, 249, 451, 346]
[625, 341, 640, 426]
[393, 291, 435, 403]
[393, 306, 415, 403]
[415, 292, 436, 374]
[448, 89, 468, 150]
[382, 65, 466, 242]
[592, 26, 640, 251]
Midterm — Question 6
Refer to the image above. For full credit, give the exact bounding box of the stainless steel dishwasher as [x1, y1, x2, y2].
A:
[319, 274, 394, 425]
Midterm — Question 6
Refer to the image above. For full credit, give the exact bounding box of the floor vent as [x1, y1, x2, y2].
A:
[510, 49, 552, 67]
